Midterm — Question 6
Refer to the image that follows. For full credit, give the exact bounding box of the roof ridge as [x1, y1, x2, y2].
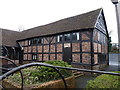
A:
[0, 28, 20, 33]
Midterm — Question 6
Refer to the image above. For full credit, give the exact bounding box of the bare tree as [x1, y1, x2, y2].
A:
[18, 25, 25, 32]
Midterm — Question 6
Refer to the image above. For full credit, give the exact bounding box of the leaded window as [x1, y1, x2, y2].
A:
[38, 38, 43, 44]
[32, 54, 37, 60]
[64, 34, 70, 41]
[72, 32, 79, 40]
[57, 35, 63, 42]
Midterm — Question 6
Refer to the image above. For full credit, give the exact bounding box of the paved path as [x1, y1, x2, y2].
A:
[105, 53, 120, 71]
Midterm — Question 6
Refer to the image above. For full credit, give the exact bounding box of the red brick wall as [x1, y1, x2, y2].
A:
[28, 46, 32, 52]
[50, 54, 55, 60]
[82, 42, 90, 52]
[32, 46, 37, 53]
[57, 54, 62, 61]
[24, 40, 28, 46]
[50, 45, 55, 53]
[56, 44, 62, 52]
[72, 43, 80, 52]
[51, 37, 56, 43]
[27, 54, 32, 60]
[38, 54, 42, 61]
[23, 54, 27, 60]
[43, 38, 48, 44]
[82, 54, 91, 64]
[23, 47, 27, 53]
[94, 43, 97, 52]
[38, 46, 42, 53]
[93, 30, 98, 41]
[98, 44, 101, 53]
[43, 54, 49, 61]
[43, 45, 49, 52]
[72, 54, 80, 63]
[94, 54, 98, 64]
[81, 31, 90, 40]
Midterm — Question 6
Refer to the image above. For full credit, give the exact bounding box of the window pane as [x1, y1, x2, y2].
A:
[64, 34, 70, 41]
[77, 33, 79, 40]
[57, 35, 62, 42]
[38, 38, 42, 44]
[72, 33, 77, 40]
[72, 32, 79, 40]
[28, 40, 31, 45]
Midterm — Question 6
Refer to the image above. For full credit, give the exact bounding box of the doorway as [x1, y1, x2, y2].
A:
[63, 47, 72, 64]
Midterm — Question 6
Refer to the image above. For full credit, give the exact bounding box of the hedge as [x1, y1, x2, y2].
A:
[86, 71, 120, 89]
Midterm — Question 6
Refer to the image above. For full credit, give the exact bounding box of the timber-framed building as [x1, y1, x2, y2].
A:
[0, 8, 109, 70]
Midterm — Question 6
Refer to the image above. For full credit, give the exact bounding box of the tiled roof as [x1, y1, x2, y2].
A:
[0, 29, 21, 46]
[19, 8, 102, 40]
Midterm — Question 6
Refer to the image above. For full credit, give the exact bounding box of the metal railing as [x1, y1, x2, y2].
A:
[0, 56, 120, 90]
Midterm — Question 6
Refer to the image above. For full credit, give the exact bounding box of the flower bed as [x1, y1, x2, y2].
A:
[3, 60, 75, 89]
[3, 76, 75, 89]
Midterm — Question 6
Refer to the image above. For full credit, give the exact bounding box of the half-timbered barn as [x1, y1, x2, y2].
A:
[0, 29, 22, 65]
[0, 8, 109, 70]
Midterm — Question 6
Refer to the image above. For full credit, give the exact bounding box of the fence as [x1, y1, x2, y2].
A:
[0, 56, 120, 90]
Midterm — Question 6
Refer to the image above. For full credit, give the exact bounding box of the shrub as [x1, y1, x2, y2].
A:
[8, 60, 72, 85]
[86, 71, 120, 89]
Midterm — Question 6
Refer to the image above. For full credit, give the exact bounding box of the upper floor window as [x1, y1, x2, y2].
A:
[28, 39, 37, 45]
[72, 32, 79, 40]
[57, 35, 63, 42]
[28, 40, 31, 46]
[28, 38, 43, 45]
[38, 38, 43, 44]
[64, 34, 70, 41]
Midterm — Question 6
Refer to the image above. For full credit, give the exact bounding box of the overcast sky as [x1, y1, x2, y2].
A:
[0, 0, 119, 43]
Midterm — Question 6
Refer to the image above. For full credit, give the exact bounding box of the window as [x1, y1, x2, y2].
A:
[29, 39, 37, 45]
[28, 40, 31, 45]
[57, 35, 63, 42]
[38, 38, 43, 44]
[33, 39, 37, 45]
[64, 34, 70, 41]
[1, 46, 8, 56]
[72, 32, 79, 40]
[32, 54, 37, 60]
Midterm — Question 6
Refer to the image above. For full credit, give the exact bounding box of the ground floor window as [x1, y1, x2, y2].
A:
[32, 54, 37, 61]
